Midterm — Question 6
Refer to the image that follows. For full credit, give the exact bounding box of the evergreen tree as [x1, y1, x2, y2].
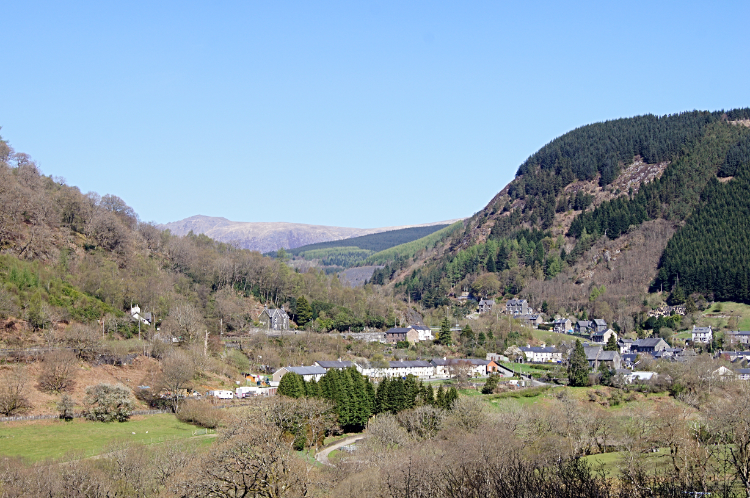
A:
[436, 385, 446, 409]
[296, 296, 313, 327]
[486, 254, 497, 272]
[445, 387, 459, 409]
[278, 372, 305, 398]
[481, 374, 499, 394]
[437, 317, 453, 346]
[568, 340, 590, 387]
[604, 334, 618, 352]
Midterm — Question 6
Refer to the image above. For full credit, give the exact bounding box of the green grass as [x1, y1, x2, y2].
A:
[530, 329, 568, 345]
[0, 414, 205, 462]
[582, 448, 675, 478]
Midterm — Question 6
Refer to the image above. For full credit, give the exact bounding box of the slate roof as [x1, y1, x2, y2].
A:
[507, 299, 527, 306]
[693, 326, 713, 333]
[594, 319, 607, 326]
[577, 320, 593, 328]
[584, 346, 603, 361]
[598, 351, 620, 361]
[286, 366, 327, 376]
[315, 361, 353, 369]
[553, 318, 570, 324]
[737, 369, 750, 375]
[521, 346, 558, 353]
[385, 327, 411, 334]
[388, 360, 433, 368]
[633, 338, 665, 348]
[622, 353, 637, 363]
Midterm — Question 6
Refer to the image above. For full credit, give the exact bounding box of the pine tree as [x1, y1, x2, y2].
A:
[438, 317, 453, 346]
[436, 385, 446, 409]
[278, 372, 305, 398]
[296, 296, 313, 327]
[486, 255, 497, 272]
[568, 340, 590, 387]
[604, 334, 618, 352]
[445, 387, 459, 409]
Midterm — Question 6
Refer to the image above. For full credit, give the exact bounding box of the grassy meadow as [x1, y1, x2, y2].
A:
[0, 414, 207, 462]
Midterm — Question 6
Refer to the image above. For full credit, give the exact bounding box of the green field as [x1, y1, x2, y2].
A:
[0, 414, 207, 461]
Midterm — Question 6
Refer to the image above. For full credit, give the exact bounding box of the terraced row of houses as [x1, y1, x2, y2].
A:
[271, 357, 512, 383]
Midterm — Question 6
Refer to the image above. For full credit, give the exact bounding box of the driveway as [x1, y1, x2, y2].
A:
[315, 434, 369, 466]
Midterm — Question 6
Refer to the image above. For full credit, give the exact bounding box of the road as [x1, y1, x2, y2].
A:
[315, 434, 370, 466]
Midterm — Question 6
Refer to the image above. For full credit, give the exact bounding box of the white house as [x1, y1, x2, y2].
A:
[692, 325, 713, 344]
[410, 325, 435, 341]
[272, 365, 327, 383]
[737, 368, 750, 381]
[130, 305, 152, 325]
[520, 346, 562, 363]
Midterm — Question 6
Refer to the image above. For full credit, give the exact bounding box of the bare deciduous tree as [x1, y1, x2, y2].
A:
[38, 349, 77, 393]
[0, 367, 31, 416]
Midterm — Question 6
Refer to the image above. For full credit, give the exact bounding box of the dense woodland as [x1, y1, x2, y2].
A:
[374, 109, 750, 319]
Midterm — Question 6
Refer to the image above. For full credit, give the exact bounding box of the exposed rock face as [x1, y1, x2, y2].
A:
[158, 215, 460, 254]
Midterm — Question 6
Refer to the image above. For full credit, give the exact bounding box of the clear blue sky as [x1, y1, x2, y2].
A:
[1, 1, 748, 228]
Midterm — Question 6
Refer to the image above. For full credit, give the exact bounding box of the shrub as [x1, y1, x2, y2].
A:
[176, 399, 225, 429]
[57, 394, 75, 420]
[83, 383, 133, 422]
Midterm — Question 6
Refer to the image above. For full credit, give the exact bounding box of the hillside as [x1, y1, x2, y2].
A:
[158, 214, 461, 254]
[374, 109, 750, 330]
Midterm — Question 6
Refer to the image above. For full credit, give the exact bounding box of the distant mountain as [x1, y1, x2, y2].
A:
[157, 215, 463, 254]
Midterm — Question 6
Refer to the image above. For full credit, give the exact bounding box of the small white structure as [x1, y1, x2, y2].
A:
[208, 390, 234, 399]
[130, 305, 152, 325]
[692, 325, 713, 344]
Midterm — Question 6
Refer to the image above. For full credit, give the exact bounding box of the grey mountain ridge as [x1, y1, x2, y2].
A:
[158, 215, 463, 253]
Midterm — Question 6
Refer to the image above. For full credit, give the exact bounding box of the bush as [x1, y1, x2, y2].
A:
[176, 399, 225, 429]
[57, 394, 75, 420]
[83, 383, 134, 422]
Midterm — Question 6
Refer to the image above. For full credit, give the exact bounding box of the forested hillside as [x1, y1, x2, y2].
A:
[371, 109, 750, 326]
[0, 131, 408, 347]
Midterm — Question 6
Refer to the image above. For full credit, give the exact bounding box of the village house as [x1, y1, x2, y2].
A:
[129, 305, 152, 325]
[575, 320, 593, 335]
[618, 338, 633, 354]
[478, 299, 496, 314]
[630, 337, 669, 354]
[593, 319, 608, 333]
[725, 330, 750, 346]
[553, 318, 572, 333]
[258, 307, 290, 330]
[385, 327, 419, 344]
[520, 346, 562, 363]
[506, 299, 529, 316]
[272, 365, 326, 383]
[591, 328, 617, 345]
[385, 360, 434, 379]
[692, 325, 713, 344]
[431, 358, 494, 377]
[516, 314, 543, 328]
[737, 368, 750, 381]
[583, 346, 622, 371]
[410, 325, 435, 341]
